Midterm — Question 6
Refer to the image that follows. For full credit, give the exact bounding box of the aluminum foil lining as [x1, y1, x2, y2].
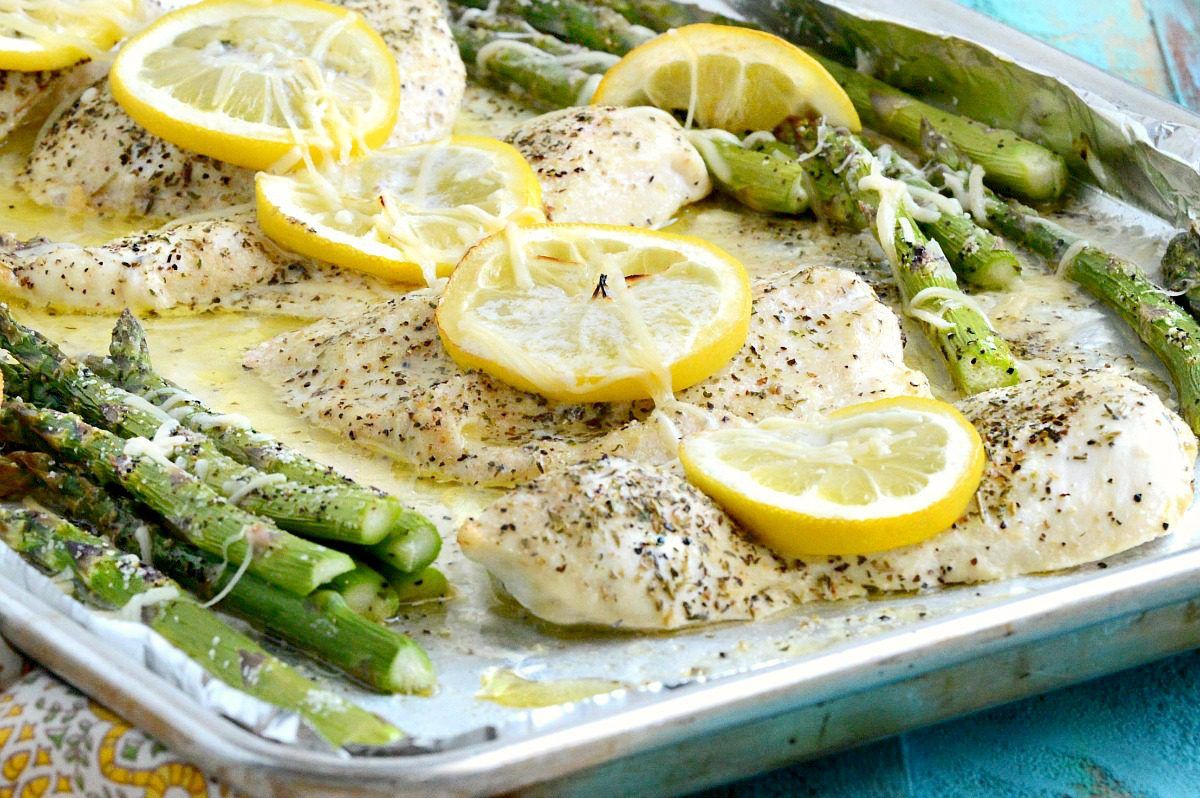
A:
[0, 541, 327, 751]
[710, 0, 1200, 224]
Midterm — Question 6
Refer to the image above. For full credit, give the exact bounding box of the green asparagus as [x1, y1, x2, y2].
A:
[452, 19, 595, 110]
[4, 450, 430, 691]
[389, 566, 452, 604]
[0, 399, 354, 595]
[799, 123, 1019, 394]
[327, 564, 401, 622]
[92, 312, 443, 582]
[483, 0, 1068, 202]
[0, 305, 404, 546]
[878, 145, 1021, 289]
[923, 138, 1200, 429]
[97, 311, 354, 488]
[1162, 225, 1200, 318]
[451, 7, 620, 74]
[686, 131, 810, 215]
[0, 503, 402, 746]
[455, 0, 654, 55]
[368, 517, 443, 575]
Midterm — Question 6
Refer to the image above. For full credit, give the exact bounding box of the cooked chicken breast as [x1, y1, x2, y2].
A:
[505, 106, 712, 227]
[0, 61, 108, 143]
[458, 371, 1197, 629]
[348, 0, 464, 147]
[21, 80, 254, 219]
[0, 210, 398, 316]
[21, 0, 465, 217]
[458, 456, 801, 629]
[243, 265, 928, 485]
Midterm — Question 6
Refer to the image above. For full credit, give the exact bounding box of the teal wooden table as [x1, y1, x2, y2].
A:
[698, 3, 1200, 796]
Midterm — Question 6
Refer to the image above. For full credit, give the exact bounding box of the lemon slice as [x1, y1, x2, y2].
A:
[0, 0, 143, 71]
[436, 223, 751, 403]
[256, 136, 544, 286]
[680, 396, 986, 556]
[109, 0, 400, 170]
[592, 23, 859, 133]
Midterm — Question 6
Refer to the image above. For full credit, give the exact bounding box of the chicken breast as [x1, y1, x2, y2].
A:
[21, 0, 465, 217]
[21, 80, 254, 219]
[0, 210, 399, 316]
[243, 265, 928, 486]
[0, 61, 108, 144]
[504, 106, 712, 227]
[347, 0, 464, 147]
[458, 371, 1196, 630]
[458, 456, 801, 628]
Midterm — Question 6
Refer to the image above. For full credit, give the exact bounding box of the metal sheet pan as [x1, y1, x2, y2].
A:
[3, 0, 1200, 795]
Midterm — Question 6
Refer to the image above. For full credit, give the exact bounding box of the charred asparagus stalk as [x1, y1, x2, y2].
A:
[0, 503, 402, 745]
[878, 145, 1021, 289]
[480, 0, 1068, 202]
[2, 451, 426, 690]
[924, 136, 1200, 430]
[801, 124, 1019, 394]
[0, 305, 406, 546]
[0, 399, 354, 596]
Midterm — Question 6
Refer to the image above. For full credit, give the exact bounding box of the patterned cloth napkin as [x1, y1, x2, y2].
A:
[0, 637, 234, 798]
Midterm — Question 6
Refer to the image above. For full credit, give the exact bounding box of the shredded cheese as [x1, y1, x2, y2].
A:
[966, 165, 987, 223]
[1056, 239, 1090, 278]
[222, 472, 287, 506]
[122, 422, 188, 467]
[575, 72, 603, 105]
[133, 523, 153, 565]
[115, 584, 180, 621]
[201, 529, 255, 608]
[907, 285, 999, 332]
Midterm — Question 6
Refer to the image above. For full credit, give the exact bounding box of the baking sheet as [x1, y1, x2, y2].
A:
[0, 0, 1199, 790]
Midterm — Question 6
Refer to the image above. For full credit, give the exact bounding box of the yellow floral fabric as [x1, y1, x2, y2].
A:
[0, 667, 236, 797]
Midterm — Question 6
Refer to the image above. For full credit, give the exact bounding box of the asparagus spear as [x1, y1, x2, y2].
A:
[92, 313, 444, 579]
[797, 123, 1019, 394]
[686, 131, 810, 215]
[389, 566, 452, 605]
[923, 135, 1200, 430]
[1162, 225, 1200, 318]
[0, 503, 402, 746]
[809, 56, 1067, 203]
[0, 305, 404, 546]
[454, 0, 654, 55]
[3, 451, 429, 691]
[96, 311, 353, 488]
[878, 146, 1022, 289]
[0, 399, 353, 596]
[327, 564, 401, 622]
[485, 0, 1068, 202]
[452, 8, 620, 74]
[452, 19, 596, 110]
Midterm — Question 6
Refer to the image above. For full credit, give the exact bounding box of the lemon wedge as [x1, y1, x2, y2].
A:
[592, 23, 859, 133]
[256, 136, 544, 286]
[0, 0, 143, 71]
[436, 223, 751, 403]
[109, 0, 400, 170]
[679, 396, 986, 556]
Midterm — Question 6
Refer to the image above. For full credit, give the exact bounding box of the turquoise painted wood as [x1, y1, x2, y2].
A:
[694, 3, 1200, 796]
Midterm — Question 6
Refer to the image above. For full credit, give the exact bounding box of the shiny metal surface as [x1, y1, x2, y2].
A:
[2, 0, 1200, 794]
